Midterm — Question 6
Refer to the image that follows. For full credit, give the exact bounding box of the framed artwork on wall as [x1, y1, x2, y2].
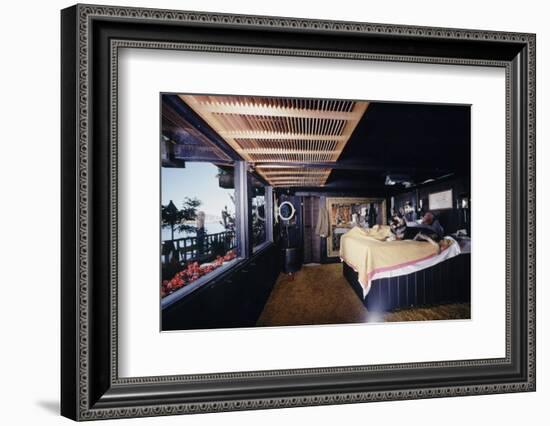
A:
[61, 4, 535, 421]
[429, 189, 454, 210]
[325, 197, 387, 257]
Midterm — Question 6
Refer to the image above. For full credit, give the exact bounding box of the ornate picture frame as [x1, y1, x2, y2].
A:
[61, 4, 535, 421]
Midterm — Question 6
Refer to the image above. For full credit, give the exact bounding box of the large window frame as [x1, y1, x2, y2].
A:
[237, 162, 274, 257]
[161, 160, 274, 309]
[248, 171, 273, 254]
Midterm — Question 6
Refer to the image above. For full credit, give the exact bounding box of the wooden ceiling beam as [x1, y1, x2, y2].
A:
[264, 178, 329, 182]
[257, 167, 332, 186]
[251, 158, 333, 163]
[268, 173, 331, 180]
[272, 183, 327, 187]
[270, 179, 326, 183]
[246, 148, 338, 155]
[201, 102, 365, 121]
[261, 171, 329, 176]
[218, 131, 346, 141]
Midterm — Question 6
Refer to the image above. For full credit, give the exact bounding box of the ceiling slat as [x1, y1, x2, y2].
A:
[198, 102, 363, 120]
[218, 131, 346, 141]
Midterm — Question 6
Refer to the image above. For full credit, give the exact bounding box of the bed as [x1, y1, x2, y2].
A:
[339, 226, 470, 312]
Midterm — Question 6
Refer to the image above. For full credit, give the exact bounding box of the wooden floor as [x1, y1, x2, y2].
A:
[256, 263, 470, 327]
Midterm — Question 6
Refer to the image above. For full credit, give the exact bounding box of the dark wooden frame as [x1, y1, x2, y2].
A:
[61, 4, 536, 421]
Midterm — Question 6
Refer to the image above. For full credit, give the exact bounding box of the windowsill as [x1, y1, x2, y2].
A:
[161, 241, 276, 311]
[160, 257, 242, 310]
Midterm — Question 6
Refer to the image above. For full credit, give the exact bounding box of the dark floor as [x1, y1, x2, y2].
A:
[256, 263, 470, 327]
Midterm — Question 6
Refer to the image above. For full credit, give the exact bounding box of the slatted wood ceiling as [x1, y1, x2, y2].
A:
[180, 95, 369, 187]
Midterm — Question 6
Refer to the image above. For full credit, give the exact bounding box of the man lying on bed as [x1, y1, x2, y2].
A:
[389, 211, 445, 253]
[418, 211, 444, 239]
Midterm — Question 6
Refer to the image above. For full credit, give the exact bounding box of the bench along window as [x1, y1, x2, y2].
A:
[160, 101, 241, 301]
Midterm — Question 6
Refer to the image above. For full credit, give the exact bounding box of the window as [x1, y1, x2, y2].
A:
[161, 94, 275, 304]
[160, 103, 242, 300]
[250, 174, 268, 250]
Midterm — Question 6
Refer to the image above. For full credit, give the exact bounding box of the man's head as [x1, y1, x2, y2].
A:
[422, 211, 435, 225]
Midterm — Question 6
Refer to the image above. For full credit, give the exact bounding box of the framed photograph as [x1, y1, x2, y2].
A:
[429, 189, 453, 210]
[61, 4, 536, 421]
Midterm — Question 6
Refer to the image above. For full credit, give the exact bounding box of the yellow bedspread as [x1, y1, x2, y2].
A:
[339, 226, 440, 288]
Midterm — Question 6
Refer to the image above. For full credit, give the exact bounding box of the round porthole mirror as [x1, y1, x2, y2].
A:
[278, 201, 296, 221]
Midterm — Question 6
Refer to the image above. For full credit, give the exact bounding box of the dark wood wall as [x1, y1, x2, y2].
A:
[393, 176, 470, 235]
[277, 194, 302, 248]
[302, 196, 321, 263]
[162, 244, 281, 330]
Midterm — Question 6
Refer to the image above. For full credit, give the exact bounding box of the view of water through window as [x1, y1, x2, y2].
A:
[161, 162, 239, 298]
[161, 164, 235, 240]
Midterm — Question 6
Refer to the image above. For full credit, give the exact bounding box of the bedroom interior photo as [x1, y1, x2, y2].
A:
[160, 93, 471, 331]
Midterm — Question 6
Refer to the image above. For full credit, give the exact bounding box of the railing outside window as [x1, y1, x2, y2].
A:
[162, 231, 236, 265]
